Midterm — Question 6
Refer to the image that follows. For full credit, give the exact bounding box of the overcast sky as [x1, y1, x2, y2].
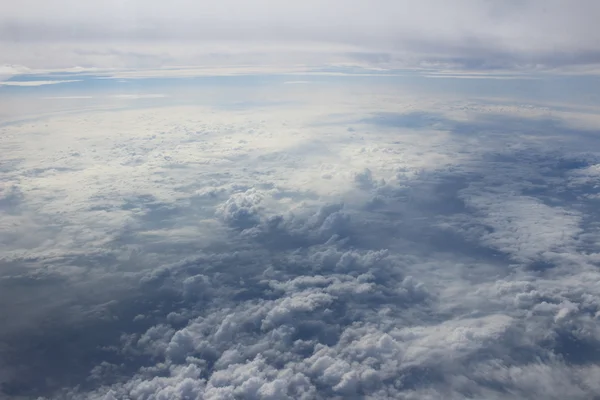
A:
[2, 0, 600, 71]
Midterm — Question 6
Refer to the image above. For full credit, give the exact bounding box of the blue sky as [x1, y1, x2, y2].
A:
[4, 69, 600, 120]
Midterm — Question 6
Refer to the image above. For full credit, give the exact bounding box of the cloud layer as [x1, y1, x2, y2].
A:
[3, 0, 600, 71]
[2, 81, 600, 399]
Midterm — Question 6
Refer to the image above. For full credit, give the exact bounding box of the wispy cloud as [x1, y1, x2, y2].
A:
[0, 79, 80, 86]
[111, 94, 167, 99]
[42, 96, 93, 99]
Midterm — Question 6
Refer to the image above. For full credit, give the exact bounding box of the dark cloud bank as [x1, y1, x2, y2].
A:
[2, 108, 600, 400]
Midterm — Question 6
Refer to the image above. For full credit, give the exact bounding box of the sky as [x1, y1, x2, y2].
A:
[2, 2, 600, 400]
[2, 0, 600, 72]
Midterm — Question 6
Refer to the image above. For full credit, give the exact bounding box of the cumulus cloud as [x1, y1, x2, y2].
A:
[461, 193, 582, 264]
[3, 81, 600, 399]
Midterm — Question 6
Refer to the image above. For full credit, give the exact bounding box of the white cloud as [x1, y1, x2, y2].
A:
[3, 84, 600, 399]
[462, 193, 582, 264]
[0, 79, 80, 86]
[111, 94, 167, 99]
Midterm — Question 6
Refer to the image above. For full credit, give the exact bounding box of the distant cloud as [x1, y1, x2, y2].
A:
[2, 1, 600, 71]
[111, 94, 167, 99]
[42, 96, 93, 99]
[0, 79, 80, 86]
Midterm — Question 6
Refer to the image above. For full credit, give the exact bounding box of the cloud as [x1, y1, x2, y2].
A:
[111, 94, 167, 99]
[3, 85, 600, 399]
[0, 79, 80, 86]
[2, 1, 600, 71]
[460, 193, 582, 265]
[42, 95, 94, 99]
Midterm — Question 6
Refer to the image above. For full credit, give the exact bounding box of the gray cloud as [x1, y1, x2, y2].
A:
[2, 1, 600, 71]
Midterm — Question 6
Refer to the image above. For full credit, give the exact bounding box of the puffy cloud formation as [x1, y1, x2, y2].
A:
[48, 190, 600, 399]
[1, 83, 600, 399]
